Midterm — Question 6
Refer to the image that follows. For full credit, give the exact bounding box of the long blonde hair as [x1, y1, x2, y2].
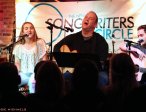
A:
[17, 22, 38, 44]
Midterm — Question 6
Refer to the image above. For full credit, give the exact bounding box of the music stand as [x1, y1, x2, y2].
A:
[53, 52, 102, 70]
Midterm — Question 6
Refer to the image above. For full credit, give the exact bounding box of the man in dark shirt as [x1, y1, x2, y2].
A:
[53, 11, 109, 88]
[54, 11, 108, 62]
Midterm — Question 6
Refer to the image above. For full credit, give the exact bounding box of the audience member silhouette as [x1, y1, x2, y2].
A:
[101, 53, 139, 112]
[0, 62, 27, 108]
[123, 85, 146, 111]
[63, 59, 105, 112]
[27, 61, 68, 112]
[34, 60, 46, 78]
[20, 60, 47, 95]
[28, 60, 47, 93]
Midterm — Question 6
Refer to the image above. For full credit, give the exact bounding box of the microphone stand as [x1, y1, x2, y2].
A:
[127, 41, 131, 55]
[9, 24, 16, 63]
[111, 34, 115, 54]
[112, 40, 115, 54]
[124, 40, 137, 55]
[47, 25, 53, 61]
[46, 23, 69, 61]
[6, 24, 16, 63]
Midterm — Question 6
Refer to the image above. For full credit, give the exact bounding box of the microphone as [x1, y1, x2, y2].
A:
[111, 33, 116, 43]
[137, 39, 144, 45]
[124, 39, 136, 44]
[45, 21, 54, 26]
[64, 27, 74, 32]
[17, 34, 28, 43]
[45, 21, 74, 33]
[45, 21, 61, 29]
[112, 33, 115, 38]
[19, 34, 28, 38]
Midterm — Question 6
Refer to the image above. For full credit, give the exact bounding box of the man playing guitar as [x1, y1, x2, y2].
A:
[53, 11, 109, 87]
[119, 25, 146, 82]
[54, 11, 108, 62]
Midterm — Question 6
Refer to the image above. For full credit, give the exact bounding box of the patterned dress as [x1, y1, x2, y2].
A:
[13, 38, 47, 93]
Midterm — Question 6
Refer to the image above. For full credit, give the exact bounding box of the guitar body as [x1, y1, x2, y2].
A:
[119, 44, 146, 81]
[59, 45, 77, 73]
[130, 53, 146, 81]
[60, 45, 71, 52]
[60, 45, 77, 53]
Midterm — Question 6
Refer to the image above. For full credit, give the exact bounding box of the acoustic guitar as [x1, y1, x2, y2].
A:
[59, 45, 77, 73]
[119, 46, 146, 81]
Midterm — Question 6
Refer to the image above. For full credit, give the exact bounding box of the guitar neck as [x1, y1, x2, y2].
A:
[130, 51, 139, 58]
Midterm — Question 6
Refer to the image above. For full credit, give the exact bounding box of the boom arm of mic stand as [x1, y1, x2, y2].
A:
[124, 40, 137, 55]
[47, 26, 53, 61]
[3, 39, 23, 63]
[3, 39, 23, 50]
[112, 41, 115, 54]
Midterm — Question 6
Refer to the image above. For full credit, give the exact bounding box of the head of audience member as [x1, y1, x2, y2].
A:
[35, 61, 65, 100]
[72, 59, 99, 92]
[137, 24, 146, 47]
[110, 53, 139, 90]
[0, 62, 21, 92]
[34, 60, 46, 80]
[124, 85, 146, 111]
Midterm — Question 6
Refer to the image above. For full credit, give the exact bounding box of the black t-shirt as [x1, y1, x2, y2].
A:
[53, 31, 108, 62]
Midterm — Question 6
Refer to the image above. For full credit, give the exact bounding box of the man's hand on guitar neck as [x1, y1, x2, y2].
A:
[60, 44, 77, 53]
